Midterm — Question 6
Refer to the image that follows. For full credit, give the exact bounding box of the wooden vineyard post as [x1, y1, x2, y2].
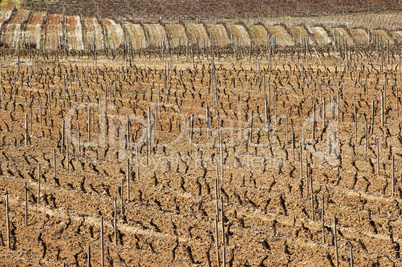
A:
[371, 100, 375, 135]
[380, 92, 384, 127]
[6, 194, 10, 249]
[87, 245, 91, 267]
[25, 114, 28, 147]
[147, 107, 151, 165]
[397, 87, 399, 117]
[237, 98, 242, 142]
[190, 114, 194, 143]
[215, 162, 220, 218]
[101, 216, 104, 267]
[37, 163, 41, 204]
[88, 108, 91, 143]
[212, 57, 217, 114]
[214, 159, 221, 265]
[66, 136, 69, 172]
[25, 181, 28, 226]
[292, 122, 295, 160]
[53, 148, 56, 179]
[92, 106, 95, 134]
[299, 144, 303, 181]
[248, 111, 253, 148]
[61, 121, 65, 154]
[350, 246, 353, 267]
[354, 105, 357, 145]
[392, 155, 395, 197]
[310, 173, 314, 220]
[48, 90, 51, 118]
[1, 86, 3, 110]
[77, 123, 81, 156]
[273, 87, 277, 125]
[221, 197, 226, 267]
[215, 215, 220, 267]
[384, 84, 387, 112]
[121, 179, 124, 214]
[206, 105, 211, 136]
[322, 98, 326, 128]
[334, 216, 339, 267]
[312, 104, 315, 140]
[127, 158, 130, 201]
[39, 98, 42, 128]
[219, 125, 224, 188]
[321, 195, 325, 243]
[126, 115, 130, 149]
[337, 88, 340, 121]
[376, 139, 380, 176]
[136, 143, 140, 181]
[306, 158, 309, 199]
[114, 196, 117, 244]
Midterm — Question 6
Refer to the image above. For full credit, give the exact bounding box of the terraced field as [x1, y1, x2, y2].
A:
[0, 8, 402, 51]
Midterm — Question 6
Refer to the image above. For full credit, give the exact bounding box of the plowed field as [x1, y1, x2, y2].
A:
[0, 45, 401, 266]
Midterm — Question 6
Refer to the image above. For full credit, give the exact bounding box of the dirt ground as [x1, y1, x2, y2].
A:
[0, 50, 401, 266]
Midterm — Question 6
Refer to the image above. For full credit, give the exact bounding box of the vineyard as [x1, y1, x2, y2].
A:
[0, 4, 401, 267]
[0, 8, 400, 52]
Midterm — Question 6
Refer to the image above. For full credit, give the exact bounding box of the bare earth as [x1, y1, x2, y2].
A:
[0, 49, 401, 266]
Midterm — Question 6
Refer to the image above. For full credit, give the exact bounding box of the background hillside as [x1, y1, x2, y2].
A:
[27, 0, 402, 20]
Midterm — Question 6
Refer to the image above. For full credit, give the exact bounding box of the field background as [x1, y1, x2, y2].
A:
[24, 0, 402, 20]
[0, 1, 401, 267]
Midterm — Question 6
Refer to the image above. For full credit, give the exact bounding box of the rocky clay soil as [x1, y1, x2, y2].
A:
[0, 49, 401, 266]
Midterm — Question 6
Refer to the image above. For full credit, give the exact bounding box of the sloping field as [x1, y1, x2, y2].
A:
[43, 13, 64, 50]
[83, 16, 104, 50]
[165, 23, 188, 48]
[103, 18, 124, 49]
[266, 25, 294, 46]
[121, 21, 147, 49]
[248, 24, 268, 46]
[28, 0, 402, 20]
[142, 23, 167, 47]
[330, 27, 355, 46]
[371, 29, 394, 45]
[288, 26, 315, 46]
[24, 11, 46, 49]
[2, 9, 30, 48]
[64, 15, 84, 50]
[227, 24, 251, 46]
[349, 28, 369, 45]
[185, 23, 209, 46]
[1, 4, 402, 267]
[207, 24, 230, 47]
[2, 8, 402, 51]
[307, 26, 332, 46]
